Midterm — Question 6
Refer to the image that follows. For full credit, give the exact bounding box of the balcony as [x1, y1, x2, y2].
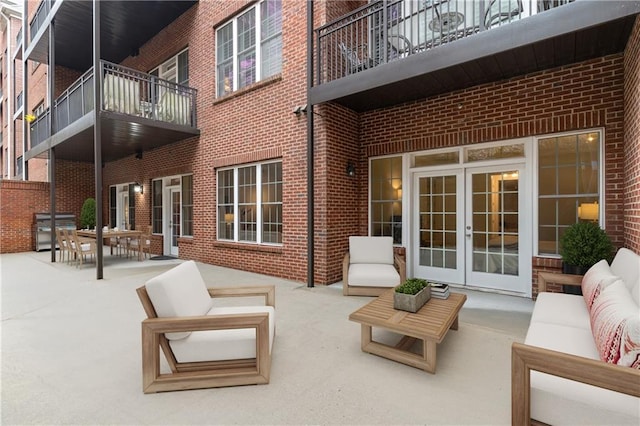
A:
[310, 0, 640, 111]
[26, 61, 199, 163]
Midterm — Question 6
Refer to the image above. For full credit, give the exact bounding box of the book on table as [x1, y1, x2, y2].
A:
[430, 283, 449, 299]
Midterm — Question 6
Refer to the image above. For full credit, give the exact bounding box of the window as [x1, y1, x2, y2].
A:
[33, 101, 45, 117]
[537, 131, 601, 256]
[216, 0, 282, 96]
[370, 156, 403, 244]
[150, 49, 189, 86]
[151, 175, 193, 236]
[217, 161, 282, 244]
[152, 180, 163, 234]
[15, 155, 22, 177]
[182, 175, 193, 236]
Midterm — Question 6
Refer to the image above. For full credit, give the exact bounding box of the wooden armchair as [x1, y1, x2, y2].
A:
[68, 229, 97, 268]
[342, 236, 406, 296]
[136, 260, 275, 393]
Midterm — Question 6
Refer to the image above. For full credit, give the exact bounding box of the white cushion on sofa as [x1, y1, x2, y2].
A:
[530, 293, 591, 330]
[347, 263, 401, 287]
[145, 260, 213, 340]
[525, 322, 640, 425]
[525, 321, 599, 359]
[610, 248, 640, 302]
[349, 236, 394, 264]
[530, 369, 640, 425]
[169, 305, 275, 363]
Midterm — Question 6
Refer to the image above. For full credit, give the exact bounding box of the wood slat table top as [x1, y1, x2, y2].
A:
[77, 229, 142, 238]
[349, 290, 466, 343]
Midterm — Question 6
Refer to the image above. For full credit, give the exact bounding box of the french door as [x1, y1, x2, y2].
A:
[412, 164, 530, 294]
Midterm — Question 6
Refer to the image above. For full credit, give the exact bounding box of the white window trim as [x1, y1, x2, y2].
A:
[217, 160, 283, 246]
[532, 128, 605, 259]
[150, 47, 189, 84]
[216, 0, 281, 96]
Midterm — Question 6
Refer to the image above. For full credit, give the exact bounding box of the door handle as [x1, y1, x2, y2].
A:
[465, 225, 472, 237]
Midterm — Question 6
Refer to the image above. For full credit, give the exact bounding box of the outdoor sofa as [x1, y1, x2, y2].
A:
[512, 248, 640, 424]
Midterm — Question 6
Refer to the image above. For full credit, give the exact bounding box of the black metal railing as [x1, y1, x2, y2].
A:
[316, 0, 574, 84]
[29, 61, 198, 149]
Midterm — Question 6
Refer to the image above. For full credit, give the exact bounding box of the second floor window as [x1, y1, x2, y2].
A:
[216, 0, 282, 97]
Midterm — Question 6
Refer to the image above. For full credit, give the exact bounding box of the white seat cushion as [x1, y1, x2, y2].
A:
[525, 321, 640, 425]
[530, 293, 591, 330]
[349, 236, 394, 264]
[145, 260, 213, 340]
[169, 305, 275, 363]
[348, 263, 400, 287]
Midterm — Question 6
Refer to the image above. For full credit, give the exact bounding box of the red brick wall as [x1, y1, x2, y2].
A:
[0, 160, 94, 253]
[359, 55, 626, 294]
[624, 16, 640, 253]
[0, 180, 48, 252]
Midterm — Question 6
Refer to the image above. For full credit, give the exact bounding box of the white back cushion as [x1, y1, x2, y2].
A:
[610, 248, 640, 296]
[349, 236, 394, 264]
[145, 260, 213, 340]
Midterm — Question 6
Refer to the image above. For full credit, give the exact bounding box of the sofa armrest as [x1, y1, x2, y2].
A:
[511, 342, 640, 425]
[207, 286, 275, 307]
[537, 271, 583, 293]
[394, 254, 406, 283]
[343, 253, 351, 295]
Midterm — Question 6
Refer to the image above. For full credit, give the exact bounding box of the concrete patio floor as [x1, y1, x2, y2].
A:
[1, 250, 533, 425]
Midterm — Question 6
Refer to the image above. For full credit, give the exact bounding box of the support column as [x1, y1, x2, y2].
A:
[306, 0, 314, 287]
[49, 19, 56, 261]
[93, 0, 104, 279]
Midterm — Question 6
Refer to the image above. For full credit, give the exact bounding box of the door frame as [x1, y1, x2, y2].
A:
[164, 185, 181, 256]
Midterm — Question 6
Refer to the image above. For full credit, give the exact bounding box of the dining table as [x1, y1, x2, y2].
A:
[76, 229, 143, 259]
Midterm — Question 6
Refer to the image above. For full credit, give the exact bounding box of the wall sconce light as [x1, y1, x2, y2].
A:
[293, 104, 308, 116]
[133, 182, 144, 194]
[135, 150, 143, 160]
[346, 162, 356, 177]
[578, 202, 599, 221]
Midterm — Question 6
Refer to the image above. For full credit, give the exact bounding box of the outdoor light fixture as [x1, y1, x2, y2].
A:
[133, 182, 144, 194]
[346, 162, 356, 177]
[293, 104, 307, 116]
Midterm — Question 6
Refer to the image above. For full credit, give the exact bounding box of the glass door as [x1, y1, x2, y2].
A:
[465, 165, 529, 293]
[164, 187, 181, 256]
[412, 170, 465, 285]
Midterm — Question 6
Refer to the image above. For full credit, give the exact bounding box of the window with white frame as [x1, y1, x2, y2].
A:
[538, 131, 601, 256]
[370, 156, 403, 245]
[217, 160, 282, 244]
[150, 175, 193, 236]
[216, 0, 282, 97]
[150, 49, 189, 86]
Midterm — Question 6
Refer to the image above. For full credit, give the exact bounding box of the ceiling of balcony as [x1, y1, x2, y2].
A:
[309, 1, 640, 112]
[27, 1, 197, 71]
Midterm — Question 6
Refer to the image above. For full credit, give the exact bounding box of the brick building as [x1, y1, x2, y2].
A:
[6, 0, 640, 298]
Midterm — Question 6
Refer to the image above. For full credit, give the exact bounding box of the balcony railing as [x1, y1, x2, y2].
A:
[29, 61, 198, 149]
[29, 0, 51, 42]
[315, 0, 574, 84]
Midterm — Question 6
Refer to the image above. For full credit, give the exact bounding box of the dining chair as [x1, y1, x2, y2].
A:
[69, 229, 97, 268]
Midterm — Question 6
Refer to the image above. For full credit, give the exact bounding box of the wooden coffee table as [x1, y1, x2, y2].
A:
[348, 290, 466, 373]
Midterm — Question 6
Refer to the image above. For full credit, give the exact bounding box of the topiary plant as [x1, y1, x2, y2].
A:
[395, 278, 430, 295]
[80, 197, 96, 229]
[560, 221, 614, 270]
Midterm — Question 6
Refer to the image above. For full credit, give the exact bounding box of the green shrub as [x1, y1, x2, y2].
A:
[560, 221, 614, 267]
[395, 278, 430, 295]
[80, 198, 96, 229]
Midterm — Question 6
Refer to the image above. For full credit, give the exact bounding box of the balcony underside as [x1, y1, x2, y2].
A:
[309, 1, 640, 112]
[27, 1, 197, 70]
[26, 112, 200, 163]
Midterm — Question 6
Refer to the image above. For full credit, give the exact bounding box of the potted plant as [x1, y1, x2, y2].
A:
[394, 278, 431, 313]
[559, 221, 614, 294]
[80, 198, 97, 230]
